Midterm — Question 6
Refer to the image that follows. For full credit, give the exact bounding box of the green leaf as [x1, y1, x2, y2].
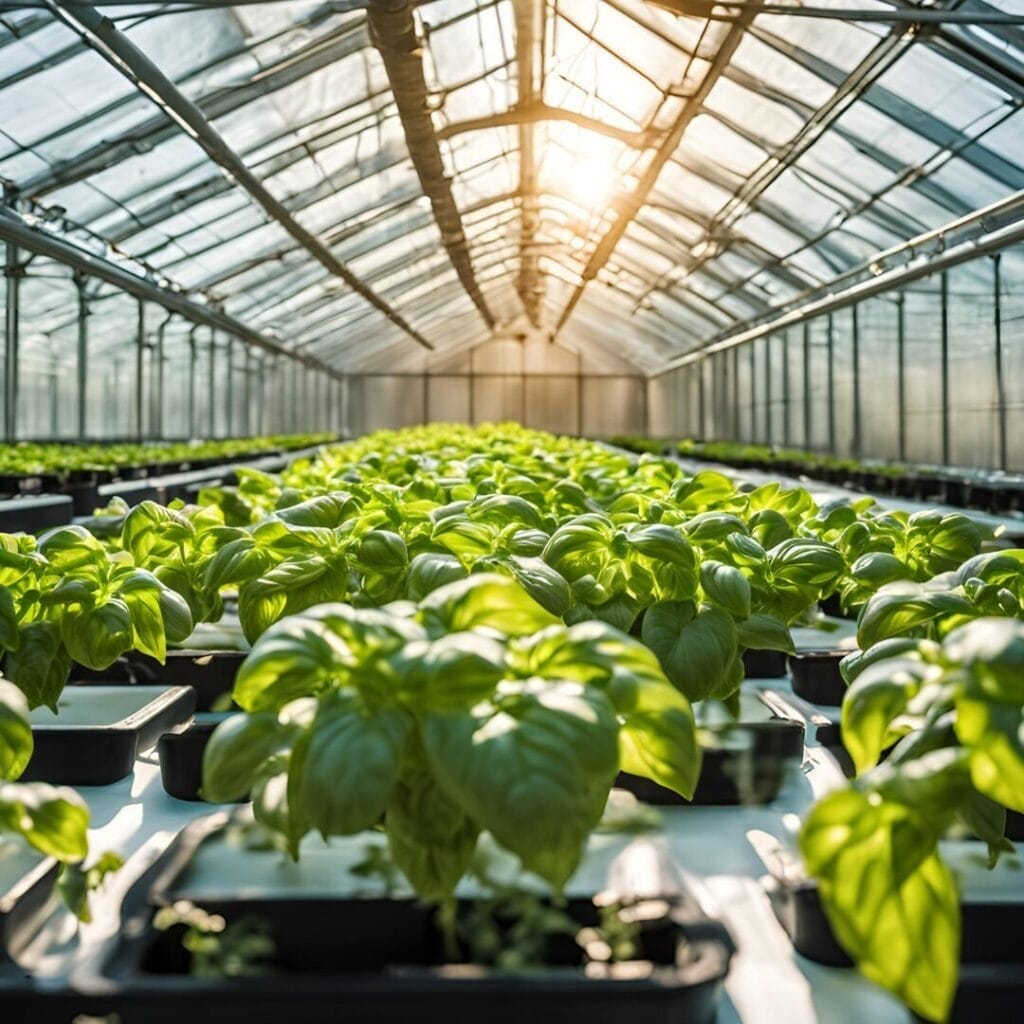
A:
[232, 614, 349, 711]
[385, 743, 480, 901]
[61, 599, 134, 671]
[857, 589, 975, 649]
[0, 781, 89, 862]
[736, 613, 794, 654]
[800, 787, 959, 1023]
[641, 603, 738, 702]
[422, 680, 619, 889]
[418, 574, 559, 639]
[5, 621, 71, 711]
[0, 679, 32, 781]
[618, 679, 700, 800]
[956, 692, 1024, 814]
[405, 552, 468, 601]
[0, 587, 20, 652]
[358, 530, 409, 573]
[944, 617, 1024, 703]
[841, 658, 928, 774]
[201, 712, 296, 803]
[700, 560, 751, 618]
[299, 689, 411, 837]
[415, 631, 506, 710]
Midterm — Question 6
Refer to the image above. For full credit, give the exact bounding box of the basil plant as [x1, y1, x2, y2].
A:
[0, 678, 89, 864]
[202, 575, 700, 899]
[801, 617, 1024, 1022]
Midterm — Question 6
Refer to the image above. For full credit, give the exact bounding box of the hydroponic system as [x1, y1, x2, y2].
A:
[1, 2, 1023, 1023]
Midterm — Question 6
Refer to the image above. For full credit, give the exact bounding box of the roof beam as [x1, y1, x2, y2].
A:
[647, 1, 1024, 25]
[366, 0, 497, 329]
[438, 101, 657, 152]
[0, 204, 342, 378]
[553, 16, 753, 337]
[50, 1, 434, 351]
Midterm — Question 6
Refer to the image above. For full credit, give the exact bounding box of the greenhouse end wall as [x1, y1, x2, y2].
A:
[647, 246, 1024, 472]
[345, 337, 647, 437]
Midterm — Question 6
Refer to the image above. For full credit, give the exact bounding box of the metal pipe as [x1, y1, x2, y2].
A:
[52, 2, 433, 352]
[225, 338, 234, 438]
[802, 322, 811, 448]
[366, 0, 496, 330]
[827, 315, 836, 454]
[0, 206, 342, 379]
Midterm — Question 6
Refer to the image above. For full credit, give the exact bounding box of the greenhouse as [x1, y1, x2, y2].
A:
[1, 1, 1023, 1022]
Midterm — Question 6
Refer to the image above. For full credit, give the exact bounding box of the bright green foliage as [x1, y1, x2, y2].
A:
[0, 678, 90, 865]
[203, 574, 700, 896]
[804, 618, 1024, 1020]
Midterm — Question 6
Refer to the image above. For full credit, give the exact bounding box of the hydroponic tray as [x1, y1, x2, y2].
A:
[21, 686, 195, 786]
[0, 844, 59, 962]
[57, 812, 735, 1024]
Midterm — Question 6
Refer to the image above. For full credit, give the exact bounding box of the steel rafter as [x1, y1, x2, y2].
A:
[51, 1, 433, 351]
[367, 0, 497, 329]
[553, 16, 753, 337]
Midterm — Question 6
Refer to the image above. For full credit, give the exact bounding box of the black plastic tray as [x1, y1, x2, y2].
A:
[741, 648, 788, 678]
[766, 874, 1024, 1022]
[617, 696, 804, 806]
[158, 715, 238, 802]
[62, 814, 734, 1024]
[21, 686, 196, 786]
[787, 650, 848, 707]
[70, 650, 244, 712]
[0, 850, 59, 962]
[0, 494, 73, 533]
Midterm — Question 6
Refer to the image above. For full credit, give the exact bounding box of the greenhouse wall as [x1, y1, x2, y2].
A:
[345, 337, 647, 437]
[648, 245, 1024, 471]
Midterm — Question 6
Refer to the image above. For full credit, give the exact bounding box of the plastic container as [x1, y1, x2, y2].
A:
[21, 685, 195, 786]
[158, 714, 238, 802]
[741, 648, 788, 679]
[787, 650, 848, 707]
[66, 814, 735, 1024]
[0, 846, 59, 962]
[0, 494, 73, 533]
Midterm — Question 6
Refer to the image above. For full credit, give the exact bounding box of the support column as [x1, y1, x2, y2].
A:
[225, 337, 234, 438]
[802, 322, 811, 449]
[208, 331, 217, 439]
[187, 327, 198, 440]
[896, 294, 906, 462]
[940, 271, 950, 465]
[135, 299, 146, 442]
[782, 330, 791, 448]
[75, 272, 89, 438]
[994, 254, 1006, 471]
[154, 315, 169, 441]
[4, 236, 20, 442]
[826, 314, 836, 454]
[851, 304, 861, 459]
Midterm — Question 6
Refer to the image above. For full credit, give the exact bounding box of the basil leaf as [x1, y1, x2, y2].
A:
[0, 781, 89, 862]
[299, 690, 411, 837]
[5, 621, 71, 711]
[642, 603, 737, 702]
[700, 560, 751, 619]
[422, 680, 619, 889]
[800, 788, 959, 1023]
[0, 680, 32, 781]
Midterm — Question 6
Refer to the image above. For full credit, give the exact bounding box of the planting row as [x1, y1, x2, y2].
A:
[0, 434, 337, 494]
[1, 422, 1022, 1022]
[611, 436, 1024, 515]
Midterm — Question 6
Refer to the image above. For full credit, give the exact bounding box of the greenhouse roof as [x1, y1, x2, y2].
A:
[1, 0, 1022, 375]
